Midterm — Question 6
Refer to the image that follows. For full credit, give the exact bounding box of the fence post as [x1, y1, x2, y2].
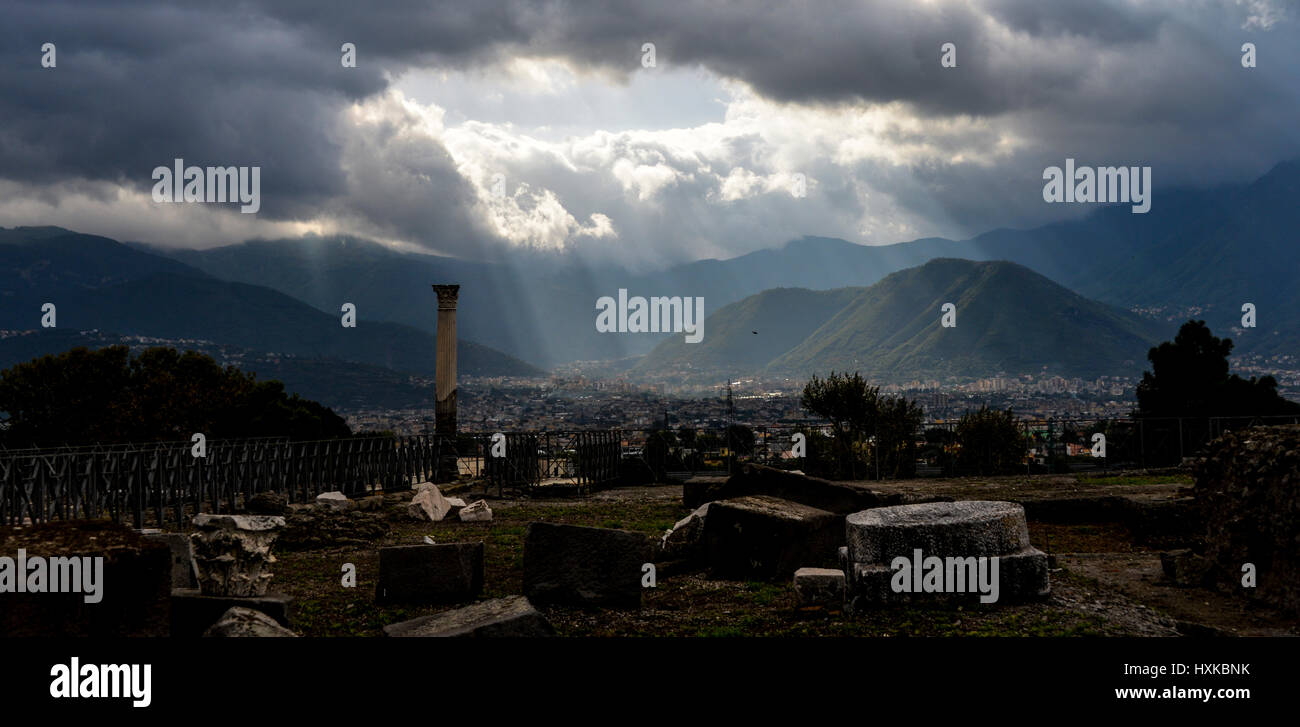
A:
[35, 458, 47, 525]
[1139, 418, 1146, 468]
[1024, 421, 1030, 475]
[133, 452, 144, 529]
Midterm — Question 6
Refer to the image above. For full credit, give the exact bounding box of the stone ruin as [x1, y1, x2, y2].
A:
[385, 595, 554, 637]
[376, 542, 484, 605]
[837, 501, 1050, 610]
[278, 491, 389, 551]
[524, 522, 651, 608]
[662, 467, 1051, 612]
[408, 482, 454, 521]
[171, 513, 296, 636]
[190, 513, 286, 597]
[0, 521, 172, 637]
[1189, 424, 1300, 615]
[203, 606, 297, 637]
[705, 495, 842, 580]
[405, 481, 493, 523]
[377, 521, 642, 637]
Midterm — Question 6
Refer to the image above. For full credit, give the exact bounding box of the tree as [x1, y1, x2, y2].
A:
[875, 395, 925, 478]
[801, 371, 878, 479]
[676, 427, 704, 470]
[724, 423, 755, 456]
[1137, 320, 1300, 418]
[801, 371, 878, 440]
[643, 429, 679, 480]
[677, 427, 697, 450]
[800, 371, 924, 479]
[0, 346, 133, 445]
[955, 406, 1025, 476]
[0, 346, 351, 447]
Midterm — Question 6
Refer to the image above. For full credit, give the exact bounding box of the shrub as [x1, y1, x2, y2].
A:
[954, 406, 1025, 476]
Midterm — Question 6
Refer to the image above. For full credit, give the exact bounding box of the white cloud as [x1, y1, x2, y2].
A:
[0, 179, 324, 249]
[1237, 0, 1286, 30]
[3, 0, 1297, 267]
[610, 158, 680, 200]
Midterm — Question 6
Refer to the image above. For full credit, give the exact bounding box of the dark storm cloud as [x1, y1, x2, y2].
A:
[0, 0, 514, 254]
[1, 1, 380, 214]
[248, 0, 1291, 119]
[0, 0, 1297, 255]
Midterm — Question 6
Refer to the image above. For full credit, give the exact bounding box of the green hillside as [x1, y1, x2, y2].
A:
[769, 259, 1168, 380]
[633, 287, 860, 376]
[0, 228, 544, 391]
[637, 259, 1171, 382]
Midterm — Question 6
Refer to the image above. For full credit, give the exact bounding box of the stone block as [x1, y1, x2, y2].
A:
[0, 521, 170, 637]
[1160, 549, 1213, 587]
[846, 546, 1049, 609]
[659, 503, 710, 560]
[203, 606, 297, 637]
[704, 496, 843, 581]
[142, 531, 197, 589]
[708, 464, 882, 514]
[407, 485, 452, 522]
[845, 501, 1030, 563]
[523, 523, 650, 608]
[794, 567, 845, 609]
[315, 491, 354, 511]
[458, 499, 493, 522]
[682, 476, 729, 509]
[170, 589, 292, 637]
[842, 501, 1049, 609]
[375, 542, 484, 605]
[384, 596, 554, 637]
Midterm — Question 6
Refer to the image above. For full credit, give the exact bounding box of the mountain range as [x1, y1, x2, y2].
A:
[637, 259, 1170, 383]
[0, 228, 541, 412]
[135, 159, 1300, 367]
[2, 159, 1295, 404]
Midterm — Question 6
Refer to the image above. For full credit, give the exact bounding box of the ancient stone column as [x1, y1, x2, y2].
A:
[190, 513, 286, 597]
[432, 285, 460, 436]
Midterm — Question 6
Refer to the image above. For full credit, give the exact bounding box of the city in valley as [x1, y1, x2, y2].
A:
[346, 363, 1300, 435]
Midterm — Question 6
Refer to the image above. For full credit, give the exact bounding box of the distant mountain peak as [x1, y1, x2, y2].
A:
[639, 257, 1167, 384]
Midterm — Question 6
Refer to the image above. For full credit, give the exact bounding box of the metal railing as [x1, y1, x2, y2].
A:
[0, 435, 442, 529]
[621, 414, 1300, 480]
[468, 430, 623, 496]
[3, 414, 1295, 528]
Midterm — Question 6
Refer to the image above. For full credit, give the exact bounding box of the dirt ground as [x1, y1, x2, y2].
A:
[1060, 553, 1296, 637]
[864, 470, 1190, 502]
[262, 473, 1298, 637]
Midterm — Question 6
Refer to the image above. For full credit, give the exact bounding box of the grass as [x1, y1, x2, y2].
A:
[270, 497, 687, 635]
[266, 490, 1146, 637]
[1077, 473, 1193, 487]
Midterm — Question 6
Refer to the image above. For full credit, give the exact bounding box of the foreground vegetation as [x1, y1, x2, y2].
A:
[265, 476, 1197, 637]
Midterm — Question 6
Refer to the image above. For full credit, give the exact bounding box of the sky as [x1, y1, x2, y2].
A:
[1, 0, 1298, 270]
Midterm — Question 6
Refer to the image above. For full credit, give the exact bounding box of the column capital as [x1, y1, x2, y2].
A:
[432, 284, 460, 310]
